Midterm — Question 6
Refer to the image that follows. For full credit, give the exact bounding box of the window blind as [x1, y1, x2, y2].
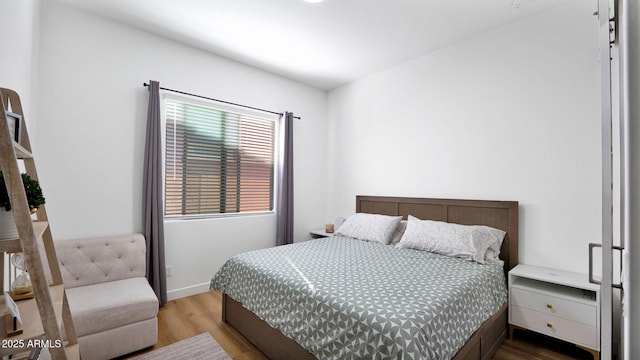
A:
[164, 98, 275, 217]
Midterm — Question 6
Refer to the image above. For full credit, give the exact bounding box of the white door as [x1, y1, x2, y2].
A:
[597, 1, 639, 359]
[620, 1, 639, 358]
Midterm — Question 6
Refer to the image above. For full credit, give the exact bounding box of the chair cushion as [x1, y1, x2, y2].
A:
[66, 277, 158, 337]
[56, 234, 147, 288]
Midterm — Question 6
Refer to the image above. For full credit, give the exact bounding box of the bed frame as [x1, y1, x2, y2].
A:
[222, 195, 519, 360]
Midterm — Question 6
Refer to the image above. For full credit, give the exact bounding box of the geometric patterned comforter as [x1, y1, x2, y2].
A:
[210, 236, 507, 360]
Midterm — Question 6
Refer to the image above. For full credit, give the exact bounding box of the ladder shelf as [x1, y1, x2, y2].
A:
[0, 87, 79, 359]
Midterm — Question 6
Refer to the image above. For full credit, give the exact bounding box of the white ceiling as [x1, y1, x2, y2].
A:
[56, 0, 560, 90]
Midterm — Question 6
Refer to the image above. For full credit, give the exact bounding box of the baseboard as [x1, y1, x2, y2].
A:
[167, 282, 211, 301]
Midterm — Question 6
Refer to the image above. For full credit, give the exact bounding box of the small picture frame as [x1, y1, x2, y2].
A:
[5, 111, 21, 143]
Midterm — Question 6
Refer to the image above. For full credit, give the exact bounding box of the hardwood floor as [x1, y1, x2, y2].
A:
[125, 291, 268, 360]
[496, 331, 595, 360]
[127, 291, 596, 360]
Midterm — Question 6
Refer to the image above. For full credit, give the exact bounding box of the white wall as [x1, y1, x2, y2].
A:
[326, 0, 600, 274]
[0, 0, 40, 130]
[36, 1, 328, 299]
[23, 0, 604, 299]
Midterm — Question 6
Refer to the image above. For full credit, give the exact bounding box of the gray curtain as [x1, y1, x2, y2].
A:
[143, 80, 167, 305]
[276, 112, 294, 246]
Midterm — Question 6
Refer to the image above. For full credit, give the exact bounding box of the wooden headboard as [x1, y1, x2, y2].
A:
[356, 195, 519, 271]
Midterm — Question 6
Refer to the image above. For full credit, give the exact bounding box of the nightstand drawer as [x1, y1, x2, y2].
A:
[511, 287, 597, 326]
[511, 305, 598, 349]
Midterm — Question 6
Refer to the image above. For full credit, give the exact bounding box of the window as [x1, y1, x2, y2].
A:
[164, 97, 276, 217]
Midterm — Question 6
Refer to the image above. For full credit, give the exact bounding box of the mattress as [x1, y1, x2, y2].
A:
[210, 236, 507, 360]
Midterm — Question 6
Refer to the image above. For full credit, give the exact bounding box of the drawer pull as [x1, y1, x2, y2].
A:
[546, 303, 553, 309]
[546, 322, 553, 328]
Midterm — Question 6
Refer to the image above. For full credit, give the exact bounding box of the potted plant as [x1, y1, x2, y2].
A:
[0, 172, 45, 240]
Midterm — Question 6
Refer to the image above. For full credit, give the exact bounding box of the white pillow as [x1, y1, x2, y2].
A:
[335, 213, 402, 244]
[396, 216, 505, 264]
[389, 220, 407, 245]
[484, 227, 507, 261]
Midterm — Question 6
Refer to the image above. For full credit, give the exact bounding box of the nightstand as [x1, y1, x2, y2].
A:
[309, 229, 332, 239]
[508, 264, 600, 360]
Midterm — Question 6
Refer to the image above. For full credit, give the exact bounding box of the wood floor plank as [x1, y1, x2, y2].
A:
[126, 291, 596, 360]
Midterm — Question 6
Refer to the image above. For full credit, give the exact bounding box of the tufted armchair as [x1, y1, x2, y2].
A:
[54, 233, 158, 360]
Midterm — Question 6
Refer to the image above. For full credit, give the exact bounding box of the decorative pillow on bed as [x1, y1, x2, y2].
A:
[335, 213, 402, 244]
[396, 216, 505, 264]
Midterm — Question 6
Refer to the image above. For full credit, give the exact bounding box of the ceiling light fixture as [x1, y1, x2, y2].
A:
[304, 0, 324, 3]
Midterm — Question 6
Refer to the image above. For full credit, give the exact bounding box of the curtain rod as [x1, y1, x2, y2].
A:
[143, 83, 301, 120]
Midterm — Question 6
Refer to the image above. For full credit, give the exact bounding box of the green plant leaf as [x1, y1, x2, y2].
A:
[0, 172, 45, 211]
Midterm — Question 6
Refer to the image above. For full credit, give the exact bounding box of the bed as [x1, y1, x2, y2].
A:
[211, 196, 519, 360]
